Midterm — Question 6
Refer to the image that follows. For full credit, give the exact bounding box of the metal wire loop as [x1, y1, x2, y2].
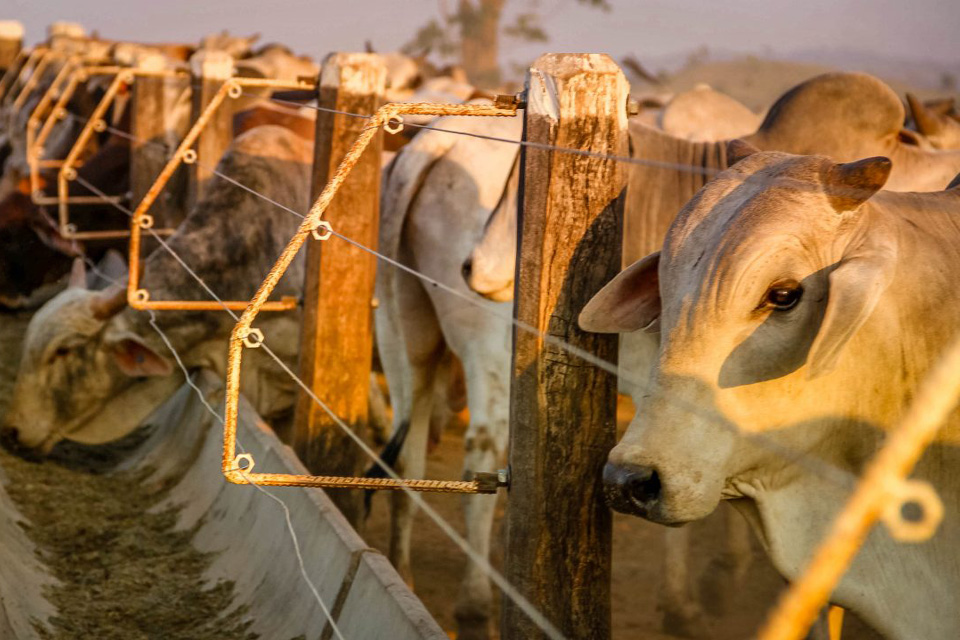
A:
[384, 114, 404, 134]
[62, 166, 77, 181]
[133, 289, 150, 303]
[182, 148, 197, 164]
[311, 220, 332, 241]
[881, 479, 943, 542]
[93, 118, 106, 132]
[137, 214, 154, 230]
[234, 453, 256, 473]
[241, 327, 264, 349]
[227, 82, 242, 99]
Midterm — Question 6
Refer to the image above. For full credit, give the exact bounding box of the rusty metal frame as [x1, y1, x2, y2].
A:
[126, 76, 315, 312]
[0, 47, 30, 102]
[218, 100, 518, 493]
[26, 57, 83, 197]
[55, 66, 187, 240]
[1, 47, 45, 106]
[9, 48, 58, 113]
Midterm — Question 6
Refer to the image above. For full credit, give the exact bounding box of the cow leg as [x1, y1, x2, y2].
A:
[453, 343, 510, 640]
[660, 526, 709, 638]
[699, 504, 754, 616]
[388, 364, 436, 585]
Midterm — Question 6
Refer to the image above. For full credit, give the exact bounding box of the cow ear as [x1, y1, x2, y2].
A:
[109, 334, 173, 378]
[823, 156, 892, 213]
[579, 252, 661, 334]
[807, 241, 897, 379]
[68, 258, 88, 289]
[726, 139, 759, 166]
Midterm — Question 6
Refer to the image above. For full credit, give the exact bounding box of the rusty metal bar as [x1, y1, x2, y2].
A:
[1, 46, 45, 106]
[757, 331, 960, 640]
[25, 57, 76, 157]
[0, 47, 29, 100]
[52, 66, 187, 238]
[11, 48, 58, 112]
[220, 100, 518, 493]
[127, 76, 314, 312]
[58, 69, 133, 237]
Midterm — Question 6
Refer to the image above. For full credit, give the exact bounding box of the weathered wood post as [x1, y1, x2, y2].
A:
[187, 49, 234, 208]
[130, 52, 176, 226]
[292, 53, 386, 527]
[0, 21, 23, 74]
[502, 53, 628, 640]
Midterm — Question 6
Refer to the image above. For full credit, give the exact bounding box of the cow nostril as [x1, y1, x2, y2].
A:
[461, 258, 473, 283]
[626, 468, 661, 505]
[0, 426, 20, 448]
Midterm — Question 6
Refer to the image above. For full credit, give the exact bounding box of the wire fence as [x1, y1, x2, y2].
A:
[5, 43, 958, 640]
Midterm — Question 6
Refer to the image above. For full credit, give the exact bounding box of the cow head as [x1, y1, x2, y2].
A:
[1, 260, 175, 457]
[581, 143, 895, 524]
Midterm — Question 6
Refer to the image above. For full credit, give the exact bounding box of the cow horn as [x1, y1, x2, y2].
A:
[90, 284, 128, 320]
[726, 139, 759, 166]
[906, 93, 941, 136]
[824, 156, 892, 213]
[68, 258, 88, 289]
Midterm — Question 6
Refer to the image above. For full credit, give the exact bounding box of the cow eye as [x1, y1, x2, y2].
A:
[52, 346, 71, 359]
[765, 283, 802, 310]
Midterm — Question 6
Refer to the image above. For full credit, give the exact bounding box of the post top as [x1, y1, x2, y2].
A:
[0, 20, 24, 39]
[133, 50, 167, 72]
[190, 49, 234, 80]
[48, 21, 85, 39]
[320, 52, 386, 91]
[530, 53, 622, 79]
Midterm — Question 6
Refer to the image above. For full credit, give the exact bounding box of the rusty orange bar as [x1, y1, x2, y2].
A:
[1, 47, 45, 106]
[27, 58, 80, 196]
[26, 57, 76, 154]
[127, 75, 314, 312]
[757, 330, 960, 640]
[11, 48, 58, 112]
[220, 100, 518, 493]
[0, 48, 30, 100]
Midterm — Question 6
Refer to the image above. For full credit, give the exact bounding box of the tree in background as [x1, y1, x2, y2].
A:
[404, 0, 609, 89]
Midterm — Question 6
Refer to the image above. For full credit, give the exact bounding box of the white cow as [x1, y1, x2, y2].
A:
[375, 106, 521, 640]
[581, 146, 960, 640]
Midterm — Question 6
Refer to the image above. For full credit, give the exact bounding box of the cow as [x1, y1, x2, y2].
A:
[374, 106, 521, 640]
[659, 84, 761, 142]
[581, 146, 960, 640]
[0, 124, 311, 454]
[907, 93, 960, 151]
[462, 71, 960, 636]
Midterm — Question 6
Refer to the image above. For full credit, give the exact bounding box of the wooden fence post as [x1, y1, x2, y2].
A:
[292, 52, 386, 527]
[187, 49, 233, 208]
[130, 53, 176, 226]
[502, 53, 628, 640]
[0, 21, 23, 74]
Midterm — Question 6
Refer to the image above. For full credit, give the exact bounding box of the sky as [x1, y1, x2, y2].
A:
[6, 0, 959, 71]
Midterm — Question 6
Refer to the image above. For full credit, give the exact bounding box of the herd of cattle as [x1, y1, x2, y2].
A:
[1, 21, 959, 640]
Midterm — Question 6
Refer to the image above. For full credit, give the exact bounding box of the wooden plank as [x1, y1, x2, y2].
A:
[502, 53, 628, 640]
[0, 21, 23, 73]
[186, 49, 233, 209]
[292, 52, 386, 527]
[130, 53, 177, 228]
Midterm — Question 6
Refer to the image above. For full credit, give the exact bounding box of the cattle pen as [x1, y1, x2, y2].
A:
[0, 18, 957, 640]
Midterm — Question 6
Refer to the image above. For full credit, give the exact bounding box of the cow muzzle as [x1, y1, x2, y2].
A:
[0, 425, 47, 462]
[602, 461, 664, 519]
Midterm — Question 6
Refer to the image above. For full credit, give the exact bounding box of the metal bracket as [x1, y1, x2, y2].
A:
[221, 100, 520, 494]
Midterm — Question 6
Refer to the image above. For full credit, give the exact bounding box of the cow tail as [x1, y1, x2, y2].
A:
[363, 419, 410, 516]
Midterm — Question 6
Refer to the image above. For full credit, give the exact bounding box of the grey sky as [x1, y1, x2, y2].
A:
[8, 0, 959, 68]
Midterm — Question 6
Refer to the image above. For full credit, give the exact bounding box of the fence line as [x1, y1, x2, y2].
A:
[54, 106, 859, 492]
[24, 53, 955, 640]
[72, 173, 567, 640]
